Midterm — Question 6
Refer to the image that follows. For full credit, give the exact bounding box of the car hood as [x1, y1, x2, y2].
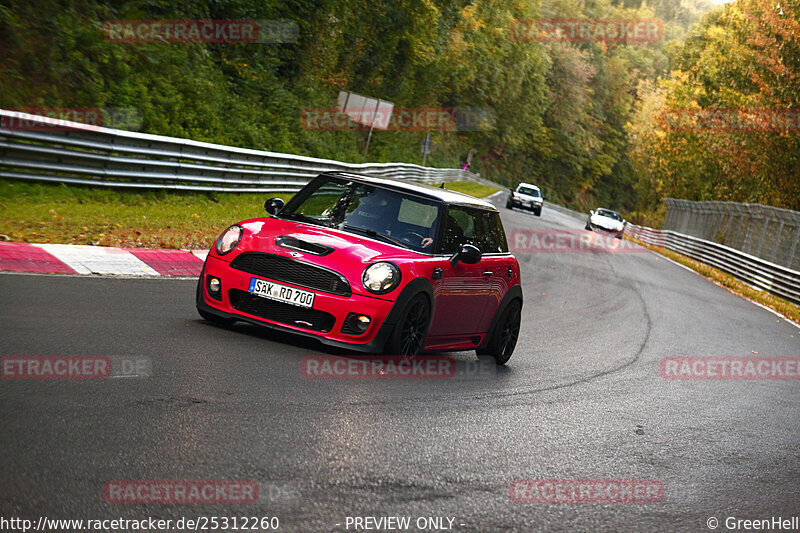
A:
[590, 214, 623, 231]
[238, 217, 420, 262]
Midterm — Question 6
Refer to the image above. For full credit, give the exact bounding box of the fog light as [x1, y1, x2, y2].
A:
[343, 313, 371, 335]
[209, 278, 221, 293]
[353, 314, 371, 332]
[206, 275, 223, 301]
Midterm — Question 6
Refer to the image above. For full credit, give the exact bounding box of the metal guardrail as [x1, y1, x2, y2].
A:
[542, 200, 799, 305]
[545, 202, 587, 221]
[664, 198, 800, 271]
[0, 109, 497, 193]
[626, 223, 800, 306]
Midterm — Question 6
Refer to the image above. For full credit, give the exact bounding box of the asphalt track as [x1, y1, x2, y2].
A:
[1, 194, 799, 532]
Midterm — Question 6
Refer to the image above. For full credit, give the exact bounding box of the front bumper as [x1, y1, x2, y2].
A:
[198, 255, 395, 352]
[588, 223, 624, 236]
[511, 197, 542, 210]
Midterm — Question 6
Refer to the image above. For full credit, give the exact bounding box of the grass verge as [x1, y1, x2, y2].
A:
[629, 236, 800, 324]
[436, 180, 501, 199]
[0, 179, 500, 249]
[0, 179, 293, 249]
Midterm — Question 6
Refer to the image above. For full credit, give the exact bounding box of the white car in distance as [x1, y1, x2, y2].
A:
[506, 183, 544, 216]
[585, 208, 626, 239]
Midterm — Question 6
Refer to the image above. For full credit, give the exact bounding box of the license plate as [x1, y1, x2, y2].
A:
[248, 278, 315, 308]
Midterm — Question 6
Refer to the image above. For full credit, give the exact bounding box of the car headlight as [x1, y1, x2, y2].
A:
[362, 262, 401, 294]
[215, 225, 243, 255]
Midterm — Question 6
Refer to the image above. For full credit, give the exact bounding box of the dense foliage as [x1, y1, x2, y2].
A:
[3, 0, 794, 222]
[628, 0, 800, 220]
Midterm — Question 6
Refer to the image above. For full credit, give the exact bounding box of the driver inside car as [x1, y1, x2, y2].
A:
[345, 189, 441, 250]
[344, 189, 392, 232]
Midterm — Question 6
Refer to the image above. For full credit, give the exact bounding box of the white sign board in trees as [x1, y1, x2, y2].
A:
[338, 91, 394, 155]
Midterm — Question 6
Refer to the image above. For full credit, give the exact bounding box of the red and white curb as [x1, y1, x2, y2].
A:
[0, 242, 208, 277]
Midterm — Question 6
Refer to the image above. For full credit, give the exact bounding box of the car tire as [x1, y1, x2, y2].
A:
[386, 294, 430, 356]
[477, 299, 521, 365]
[197, 307, 237, 327]
[534, 208, 542, 216]
[506, 199, 513, 210]
[585, 223, 592, 231]
[616, 233, 623, 239]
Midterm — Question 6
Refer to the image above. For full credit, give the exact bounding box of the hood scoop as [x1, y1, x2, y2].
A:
[275, 235, 334, 256]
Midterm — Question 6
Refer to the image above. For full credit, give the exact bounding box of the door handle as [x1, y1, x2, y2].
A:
[483, 271, 494, 277]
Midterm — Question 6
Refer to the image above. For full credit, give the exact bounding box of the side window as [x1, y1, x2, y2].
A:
[440, 207, 507, 254]
[479, 211, 508, 253]
[440, 206, 475, 254]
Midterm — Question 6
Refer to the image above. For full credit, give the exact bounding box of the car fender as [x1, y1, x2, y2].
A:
[361, 276, 434, 353]
[382, 277, 435, 327]
[477, 284, 523, 351]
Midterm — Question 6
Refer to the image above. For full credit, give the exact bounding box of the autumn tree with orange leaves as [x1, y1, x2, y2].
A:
[629, 0, 800, 222]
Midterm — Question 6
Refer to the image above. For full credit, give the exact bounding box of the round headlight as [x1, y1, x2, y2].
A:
[362, 262, 401, 294]
[215, 225, 243, 255]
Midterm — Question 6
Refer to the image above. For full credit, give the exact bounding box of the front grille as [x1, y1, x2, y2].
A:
[229, 252, 351, 296]
[229, 290, 336, 333]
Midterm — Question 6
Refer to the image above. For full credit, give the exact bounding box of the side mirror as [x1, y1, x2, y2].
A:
[590, 210, 595, 216]
[264, 197, 285, 215]
[622, 219, 628, 225]
[450, 243, 482, 267]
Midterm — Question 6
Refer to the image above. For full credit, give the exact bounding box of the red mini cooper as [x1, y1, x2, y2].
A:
[196, 172, 523, 363]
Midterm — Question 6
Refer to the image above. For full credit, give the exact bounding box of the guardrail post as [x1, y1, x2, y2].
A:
[739, 205, 754, 254]
[788, 225, 800, 271]
[768, 221, 784, 264]
[723, 204, 735, 247]
[663, 199, 677, 230]
[685, 201, 697, 235]
[701, 203, 713, 240]
[755, 207, 771, 258]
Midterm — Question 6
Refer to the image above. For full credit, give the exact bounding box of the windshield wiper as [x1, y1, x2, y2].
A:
[342, 225, 411, 249]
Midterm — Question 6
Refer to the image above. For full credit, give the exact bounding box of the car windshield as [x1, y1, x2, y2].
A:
[279, 177, 442, 253]
[597, 209, 622, 221]
[518, 186, 540, 197]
